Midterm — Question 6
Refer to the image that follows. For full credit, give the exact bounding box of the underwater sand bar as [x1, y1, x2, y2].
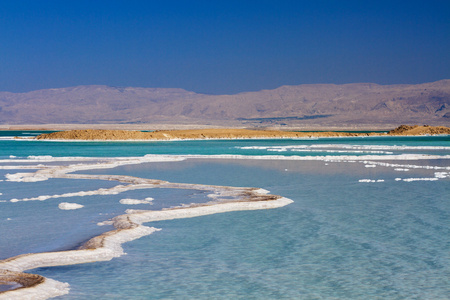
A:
[34, 125, 450, 141]
[0, 157, 293, 299]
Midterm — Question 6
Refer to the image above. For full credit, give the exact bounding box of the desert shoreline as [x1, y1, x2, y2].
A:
[27, 125, 450, 141]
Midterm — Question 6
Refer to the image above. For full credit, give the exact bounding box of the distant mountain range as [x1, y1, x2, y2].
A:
[1, 80, 449, 128]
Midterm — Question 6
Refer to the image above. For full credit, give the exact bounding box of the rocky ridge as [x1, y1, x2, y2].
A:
[2, 80, 450, 127]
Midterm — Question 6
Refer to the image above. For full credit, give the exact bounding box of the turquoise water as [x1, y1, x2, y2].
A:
[1, 135, 449, 158]
[0, 132, 449, 299]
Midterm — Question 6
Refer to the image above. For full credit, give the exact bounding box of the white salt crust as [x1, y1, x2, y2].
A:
[0, 155, 293, 299]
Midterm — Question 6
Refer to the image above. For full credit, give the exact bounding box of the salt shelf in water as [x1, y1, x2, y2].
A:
[0, 155, 293, 299]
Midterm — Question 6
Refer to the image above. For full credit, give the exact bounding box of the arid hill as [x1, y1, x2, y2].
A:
[387, 125, 450, 135]
[35, 125, 450, 141]
[2, 80, 450, 127]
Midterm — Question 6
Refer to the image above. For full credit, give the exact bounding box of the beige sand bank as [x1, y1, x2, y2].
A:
[34, 125, 450, 141]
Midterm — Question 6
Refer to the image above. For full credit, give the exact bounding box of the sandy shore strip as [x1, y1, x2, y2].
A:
[33, 125, 450, 141]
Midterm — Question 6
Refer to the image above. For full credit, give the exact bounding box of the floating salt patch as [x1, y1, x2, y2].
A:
[435, 172, 449, 178]
[119, 198, 153, 205]
[365, 165, 376, 168]
[358, 179, 384, 183]
[394, 168, 410, 171]
[359, 179, 375, 183]
[395, 178, 402, 181]
[5, 172, 48, 182]
[58, 202, 84, 210]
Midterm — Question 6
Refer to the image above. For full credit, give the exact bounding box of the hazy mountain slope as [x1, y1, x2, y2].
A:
[1, 80, 449, 126]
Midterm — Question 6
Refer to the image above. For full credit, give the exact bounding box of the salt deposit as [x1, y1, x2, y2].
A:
[58, 202, 84, 210]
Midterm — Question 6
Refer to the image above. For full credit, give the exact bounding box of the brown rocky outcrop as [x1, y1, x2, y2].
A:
[388, 125, 450, 135]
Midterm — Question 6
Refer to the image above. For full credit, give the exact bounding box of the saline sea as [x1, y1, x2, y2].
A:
[0, 131, 449, 299]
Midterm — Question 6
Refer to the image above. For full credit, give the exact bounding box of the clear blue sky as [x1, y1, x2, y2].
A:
[1, 0, 449, 94]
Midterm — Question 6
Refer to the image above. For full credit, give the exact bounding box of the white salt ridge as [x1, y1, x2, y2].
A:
[3, 155, 185, 183]
[356, 160, 450, 170]
[1, 195, 293, 274]
[58, 202, 84, 210]
[0, 196, 292, 298]
[0, 154, 185, 164]
[402, 178, 439, 182]
[394, 168, 410, 171]
[184, 153, 450, 162]
[8, 184, 155, 203]
[0, 277, 69, 300]
[2, 153, 449, 182]
[237, 144, 450, 151]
